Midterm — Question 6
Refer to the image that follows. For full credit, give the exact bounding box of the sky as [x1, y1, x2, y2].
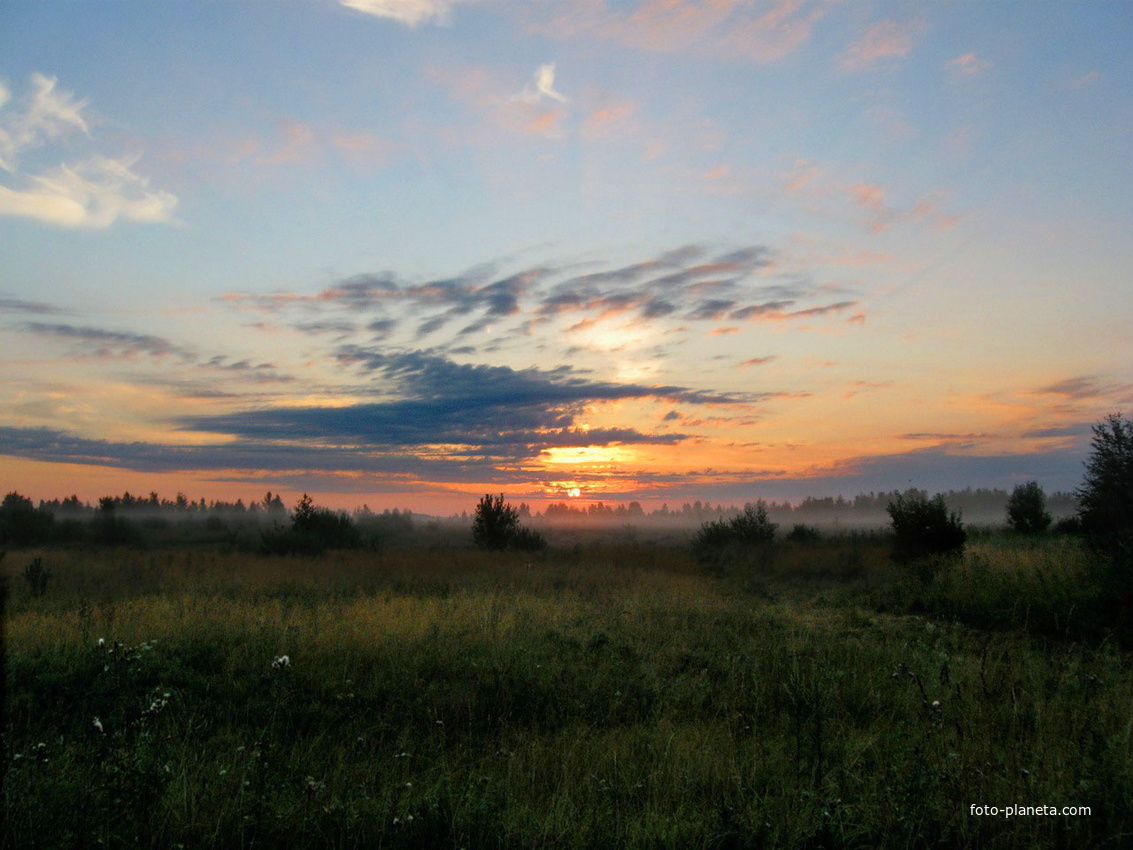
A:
[1, 0, 1131, 514]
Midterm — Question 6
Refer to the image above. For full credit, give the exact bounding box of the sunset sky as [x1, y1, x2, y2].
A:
[2, 0, 1131, 513]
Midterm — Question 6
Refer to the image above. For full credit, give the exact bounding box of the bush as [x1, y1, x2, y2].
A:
[886, 492, 966, 565]
[1006, 481, 1052, 534]
[472, 494, 545, 551]
[692, 502, 777, 562]
[260, 494, 359, 555]
[23, 557, 51, 596]
[509, 525, 548, 552]
[786, 523, 821, 543]
[1054, 516, 1083, 535]
[1076, 413, 1133, 556]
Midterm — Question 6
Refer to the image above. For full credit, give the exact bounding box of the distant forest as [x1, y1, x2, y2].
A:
[7, 485, 1079, 531]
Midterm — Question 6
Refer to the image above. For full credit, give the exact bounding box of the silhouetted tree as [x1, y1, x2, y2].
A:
[260, 493, 358, 555]
[1006, 481, 1052, 534]
[1077, 413, 1133, 556]
[887, 492, 966, 564]
[0, 492, 54, 546]
[472, 494, 545, 551]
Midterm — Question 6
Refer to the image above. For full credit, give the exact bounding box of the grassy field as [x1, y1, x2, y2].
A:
[4, 535, 1132, 848]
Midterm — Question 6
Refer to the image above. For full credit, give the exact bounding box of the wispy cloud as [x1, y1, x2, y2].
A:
[1061, 70, 1102, 90]
[526, 0, 835, 65]
[0, 73, 177, 228]
[22, 322, 196, 361]
[845, 182, 955, 233]
[339, 0, 475, 27]
[737, 356, 776, 369]
[1034, 375, 1133, 403]
[838, 19, 922, 72]
[946, 52, 991, 77]
[217, 241, 860, 353]
[0, 296, 65, 315]
[0, 73, 88, 171]
[513, 63, 569, 105]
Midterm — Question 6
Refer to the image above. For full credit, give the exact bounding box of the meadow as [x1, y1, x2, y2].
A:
[4, 532, 1132, 848]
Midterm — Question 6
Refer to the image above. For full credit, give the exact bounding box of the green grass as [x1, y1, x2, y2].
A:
[4, 536, 1132, 848]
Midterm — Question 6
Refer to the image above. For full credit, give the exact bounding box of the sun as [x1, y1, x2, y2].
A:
[567, 487, 581, 498]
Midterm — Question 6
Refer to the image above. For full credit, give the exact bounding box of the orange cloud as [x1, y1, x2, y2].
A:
[256, 121, 316, 165]
[526, 109, 567, 136]
[785, 159, 821, 193]
[526, 0, 834, 65]
[737, 356, 776, 368]
[846, 182, 955, 233]
[581, 100, 636, 139]
[946, 52, 991, 77]
[838, 19, 922, 72]
[846, 182, 886, 212]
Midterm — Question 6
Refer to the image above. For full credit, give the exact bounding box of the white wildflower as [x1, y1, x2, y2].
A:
[272, 655, 291, 671]
[93, 717, 104, 734]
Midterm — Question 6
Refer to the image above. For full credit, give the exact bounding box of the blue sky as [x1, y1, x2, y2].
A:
[1, 0, 1130, 512]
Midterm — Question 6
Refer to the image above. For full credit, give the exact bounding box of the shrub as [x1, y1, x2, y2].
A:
[509, 525, 548, 552]
[786, 523, 821, 543]
[692, 502, 777, 562]
[1006, 481, 1052, 534]
[1054, 516, 1083, 535]
[1076, 413, 1133, 556]
[259, 494, 359, 555]
[23, 557, 51, 596]
[886, 492, 966, 565]
[472, 494, 545, 551]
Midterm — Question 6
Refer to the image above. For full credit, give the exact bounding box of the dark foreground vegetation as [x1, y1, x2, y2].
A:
[3, 415, 1132, 848]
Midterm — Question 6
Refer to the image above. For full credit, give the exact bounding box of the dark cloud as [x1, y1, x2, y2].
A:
[641, 298, 677, 318]
[814, 446, 1087, 496]
[293, 320, 358, 336]
[685, 299, 736, 321]
[165, 349, 760, 472]
[367, 318, 398, 339]
[1, 297, 65, 315]
[788, 300, 859, 319]
[219, 266, 538, 340]
[899, 432, 995, 441]
[729, 300, 794, 320]
[201, 356, 296, 384]
[22, 322, 196, 360]
[0, 425, 502, 480]
[332, 348, 749, 406]
[1022, 422, 1095, 439]
[1033, 375, 1133, 402]
[1036, 376, 1100, 398]
[213, 242, 854, 351]
[416, 315, 451, 337]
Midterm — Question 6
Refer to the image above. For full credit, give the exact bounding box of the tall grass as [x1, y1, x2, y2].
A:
[4, 539, 1132, 847]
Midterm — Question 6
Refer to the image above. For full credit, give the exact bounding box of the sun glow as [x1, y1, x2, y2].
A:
[540, 445, 635, 466]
